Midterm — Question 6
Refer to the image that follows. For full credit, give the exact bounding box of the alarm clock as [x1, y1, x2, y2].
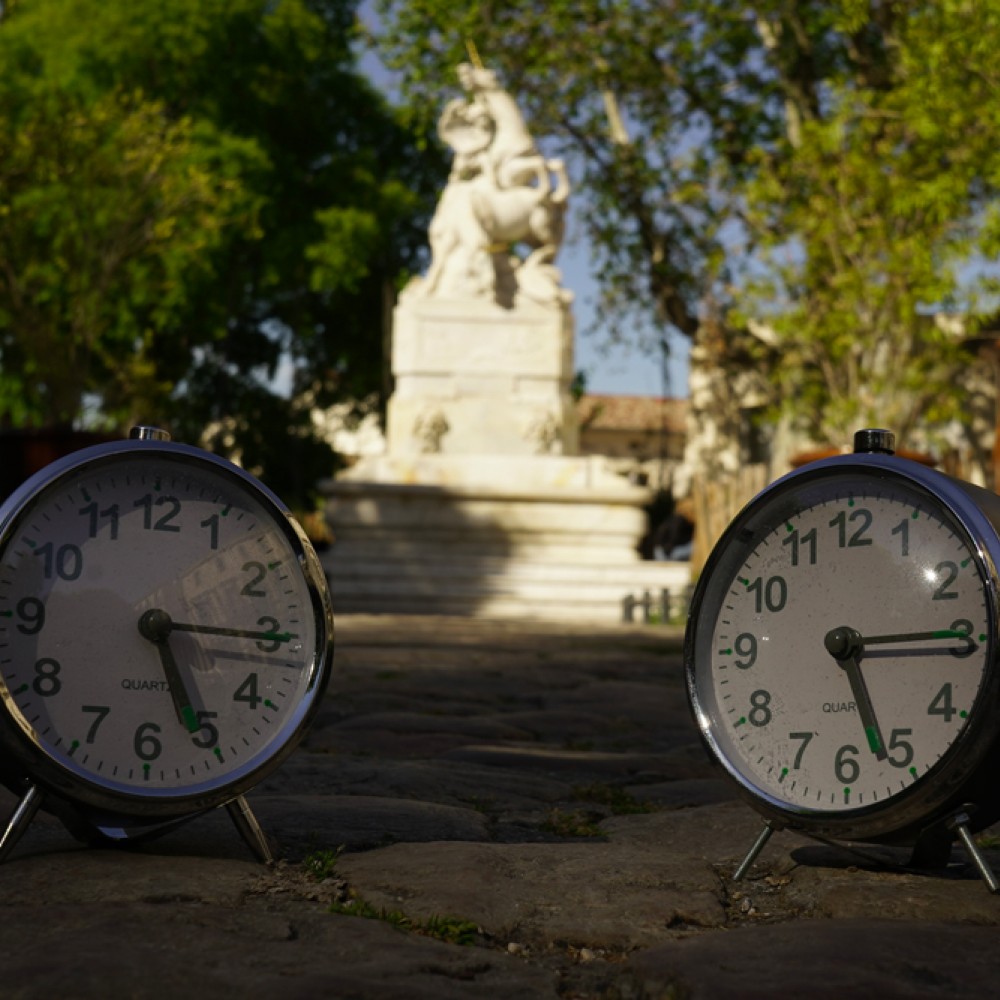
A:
[0, 427, 334, 862]
[685, 429, 1000, 891]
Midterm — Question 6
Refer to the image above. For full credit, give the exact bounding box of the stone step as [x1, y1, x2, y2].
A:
[323, 552, 691, 622]
[326, 590, 687, 622]
[329, 530, 639, 561]
[321, 456, 682, 623]
[326, 553, 689, 587]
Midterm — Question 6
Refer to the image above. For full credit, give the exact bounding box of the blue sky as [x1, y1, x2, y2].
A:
[357, 9, 689, 400]
[557, 224, 691, 399]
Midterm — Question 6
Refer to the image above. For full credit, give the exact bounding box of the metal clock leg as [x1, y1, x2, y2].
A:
[946, 810, 999, 894]
[733, 821, 777, 881]
[226, 795, 275, 864]
[733, 809, 999, 892]
[0, 783, 44, 863]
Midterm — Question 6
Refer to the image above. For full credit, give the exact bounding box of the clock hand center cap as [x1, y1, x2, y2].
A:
[138, 608, 174, 644]
[824, 626, 862, 661]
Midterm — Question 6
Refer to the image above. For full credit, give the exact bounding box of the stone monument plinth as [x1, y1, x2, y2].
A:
[387, 296, 578, 457]
[320, 59, 689, 621]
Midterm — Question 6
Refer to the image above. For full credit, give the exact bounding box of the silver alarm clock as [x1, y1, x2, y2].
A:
[686, 429, 1000, 891]
[0, 427, 334, 861]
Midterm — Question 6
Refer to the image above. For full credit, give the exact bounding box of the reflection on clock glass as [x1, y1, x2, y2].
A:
[692, 471, 990, 814]
[0, 452, 323, 798]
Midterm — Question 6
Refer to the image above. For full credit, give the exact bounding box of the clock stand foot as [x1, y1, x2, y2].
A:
[226, 795, 275, 864]
[733, 816, 1000, 895]
[0, 783, 44, 863]
[946, 809, 999, 894]
[907, 809, 1000, 893]
[0, 792, 277, 862]
[733, 821, 778, 881]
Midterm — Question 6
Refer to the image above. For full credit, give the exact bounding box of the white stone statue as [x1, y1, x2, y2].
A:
[404, 61, 571, 308]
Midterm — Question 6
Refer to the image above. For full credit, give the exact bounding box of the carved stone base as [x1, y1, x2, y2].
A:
[386, 296, 579, 457]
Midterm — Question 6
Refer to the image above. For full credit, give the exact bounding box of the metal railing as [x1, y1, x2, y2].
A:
[621, 585, 694, 625]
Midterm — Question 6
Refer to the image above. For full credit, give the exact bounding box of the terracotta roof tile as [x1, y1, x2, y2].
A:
[577, 394, 687, 434]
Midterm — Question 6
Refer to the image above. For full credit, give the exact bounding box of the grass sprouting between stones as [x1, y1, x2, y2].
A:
[303, 847, 344, 881]
[572, 783, 656, 815]
[329, 891, 481, 945]
[542, 807, 606, 839]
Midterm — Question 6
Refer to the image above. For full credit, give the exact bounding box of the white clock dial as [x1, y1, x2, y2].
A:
[689, 469, 993, 827]
[0, 449, 328, 803]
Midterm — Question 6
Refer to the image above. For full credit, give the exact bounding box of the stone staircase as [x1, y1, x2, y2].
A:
[320, 474, 691, 623]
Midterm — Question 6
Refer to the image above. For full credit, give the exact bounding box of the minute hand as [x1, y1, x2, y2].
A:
[169, 622, 295, 643]
[859, 629, 972, 648]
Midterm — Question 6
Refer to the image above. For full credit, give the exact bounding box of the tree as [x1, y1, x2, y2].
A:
[373, 0, 1000, 467]
[0, 85, 262, 429]
[735, 3, 1000, 446]
[0, 0, 440, 505]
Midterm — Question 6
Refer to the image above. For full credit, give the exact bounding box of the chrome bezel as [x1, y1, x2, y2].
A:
[0, 438, 334, 822]
[684, 453, 1000, 842]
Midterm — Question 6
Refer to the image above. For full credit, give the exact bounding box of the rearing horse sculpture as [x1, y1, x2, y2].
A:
[407, 62, 571, 307]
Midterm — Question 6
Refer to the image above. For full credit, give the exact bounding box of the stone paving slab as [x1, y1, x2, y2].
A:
[1, 899, 561, 999]
[631, 919, 1000, 999]
[1, 614, 999, 997]
[334, 829, 729, 950]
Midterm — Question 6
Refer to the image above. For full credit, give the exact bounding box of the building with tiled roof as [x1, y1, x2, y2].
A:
[577, 394, 687, 488]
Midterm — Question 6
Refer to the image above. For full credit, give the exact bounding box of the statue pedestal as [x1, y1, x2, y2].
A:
[321, 453, 690, 622]
[387, 296, 579, 456]
[317, 54, 692, 620]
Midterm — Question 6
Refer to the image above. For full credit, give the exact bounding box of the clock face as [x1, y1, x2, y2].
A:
[0, 445, 331, 810]
[687, 463, 997, 836]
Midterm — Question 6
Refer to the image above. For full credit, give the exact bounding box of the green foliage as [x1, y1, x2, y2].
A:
[541, 807, 606, 839]
[329, 892, 481, 945]
[572, 783, 656, 816]
[303, 846, 343, 880]
[0, 0, 440, 505]
[735, 3, 1000, 443]
[374, 0, 1000, 447]
[374, 0, 805, 345]
[0, 85, 261, 428]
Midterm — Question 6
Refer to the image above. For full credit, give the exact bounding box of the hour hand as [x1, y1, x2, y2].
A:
[138, 609, 200, 734]
[824, 626, 888, 761]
